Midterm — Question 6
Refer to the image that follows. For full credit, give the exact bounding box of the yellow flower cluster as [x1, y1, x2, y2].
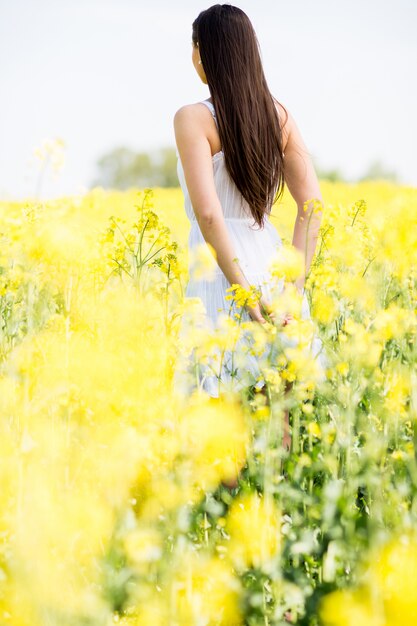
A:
[321, 535, 417, 626]
[225, 492, 282, 569]
[269, 242, 305, 282]
[225, 282, 261, 309]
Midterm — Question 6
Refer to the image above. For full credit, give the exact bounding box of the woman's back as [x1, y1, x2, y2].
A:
[177, 99, 285, 288]
[178, 100, 261, 223]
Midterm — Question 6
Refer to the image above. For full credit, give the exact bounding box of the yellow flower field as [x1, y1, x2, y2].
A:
[0, 180, 416, 625]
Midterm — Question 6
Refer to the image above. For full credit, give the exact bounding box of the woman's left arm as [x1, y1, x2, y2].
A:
[282, 109, 324, 291]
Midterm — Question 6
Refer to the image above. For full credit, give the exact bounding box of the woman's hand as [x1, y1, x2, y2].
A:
[246, 288, 308, 326]
[246, 301, 267, 324]
[258, 295, 294, 326]
[246, 296, 278, 324]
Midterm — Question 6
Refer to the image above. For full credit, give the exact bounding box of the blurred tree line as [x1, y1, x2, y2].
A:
[315, 158, 399, 183]
[91, 147, 179, 189]
[91, 147, 398, 189]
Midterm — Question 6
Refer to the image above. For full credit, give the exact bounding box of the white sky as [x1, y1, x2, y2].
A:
[1, 0, 416, 200]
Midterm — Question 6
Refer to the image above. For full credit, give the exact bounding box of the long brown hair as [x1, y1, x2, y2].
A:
[192, 4, 288, 229]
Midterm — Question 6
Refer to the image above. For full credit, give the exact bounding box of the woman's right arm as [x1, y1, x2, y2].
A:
[174, 104, 267, 323]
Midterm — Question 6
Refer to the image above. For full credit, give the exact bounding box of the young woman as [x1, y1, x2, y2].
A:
[173, 4, 325, 416]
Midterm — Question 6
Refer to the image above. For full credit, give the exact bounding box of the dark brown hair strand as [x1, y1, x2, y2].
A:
[192, 4, 288, 228]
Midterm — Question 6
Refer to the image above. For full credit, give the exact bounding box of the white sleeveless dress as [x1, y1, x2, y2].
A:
[173, 99, 326, 398]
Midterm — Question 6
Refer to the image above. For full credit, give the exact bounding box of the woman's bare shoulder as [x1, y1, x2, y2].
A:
[173, 101, 211, 124]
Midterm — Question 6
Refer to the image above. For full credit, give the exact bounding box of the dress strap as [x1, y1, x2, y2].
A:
[201, 100, 218, 126]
